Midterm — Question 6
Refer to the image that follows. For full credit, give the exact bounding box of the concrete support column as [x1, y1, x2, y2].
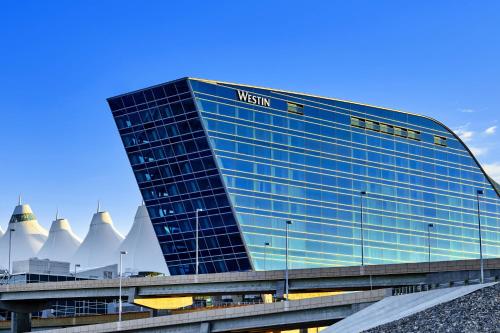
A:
[11, 312, 32, 333]
[200, 322, 211, 333]
[275, 280, 285, 299]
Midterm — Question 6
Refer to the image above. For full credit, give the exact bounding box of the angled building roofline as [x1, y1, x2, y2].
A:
[107, 77, 190, 100]
[107, 76, 500, 198]
[190, 77, 426, 118]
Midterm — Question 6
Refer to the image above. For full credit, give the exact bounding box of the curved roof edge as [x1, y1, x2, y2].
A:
[191, 78, 500, 198]
[489, 177, 500, 193]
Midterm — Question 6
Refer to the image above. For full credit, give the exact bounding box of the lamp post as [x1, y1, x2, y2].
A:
[118, 250, 127, 322]
[264, 241, 270, 271]
[195, 208, 203, 275]
[74, 264, 81, 281]
[476, 190, 484, 283]
[285, 220, 292, 301]
[427, 224, 433, 272]
[360, 191, 367, 266]
[8, 228, 15, 281]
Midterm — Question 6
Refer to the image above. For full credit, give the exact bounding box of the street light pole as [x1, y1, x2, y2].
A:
[427, 224, 433, 273]
[285, 220, 292, 301]
[195, 208, 203, 275]
[360, 191, 367, 266]
[476, 190, 484, 283]
[8, 228, 15, 281]
[119, 250, 127, 322]
[74, 264, 80, 281]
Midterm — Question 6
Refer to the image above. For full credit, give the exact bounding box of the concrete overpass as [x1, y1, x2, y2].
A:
[1, 258, 499, 303]
[1, 258, 499, 332]
[36, 289, 390, 333]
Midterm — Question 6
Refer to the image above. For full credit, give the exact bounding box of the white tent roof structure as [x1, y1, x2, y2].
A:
[118, 205, 169, 275]
[37, 217, 82, 262]
[71, 211, 124, 269]
[0, 203, 48, 269]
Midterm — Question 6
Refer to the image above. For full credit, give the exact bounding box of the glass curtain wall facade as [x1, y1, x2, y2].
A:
[108, 78, 500, 275]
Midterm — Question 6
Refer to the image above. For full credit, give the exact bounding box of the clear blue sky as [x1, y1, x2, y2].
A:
[1, 1, 499, 237]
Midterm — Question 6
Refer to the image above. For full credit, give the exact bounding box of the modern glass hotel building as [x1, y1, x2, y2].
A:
[107, 78, 500, 275]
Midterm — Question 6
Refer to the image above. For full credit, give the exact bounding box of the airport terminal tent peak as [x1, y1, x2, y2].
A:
[71, 210, 124, 269]
[0, 203, 48, 269]
[118, 204, 169, 275]
[37, 217, 82, 263]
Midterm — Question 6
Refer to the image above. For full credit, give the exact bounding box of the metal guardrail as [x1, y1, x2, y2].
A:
[191, 300, 264, 309]
[392, 284, 430, 295]
[392, 275, 499, 296]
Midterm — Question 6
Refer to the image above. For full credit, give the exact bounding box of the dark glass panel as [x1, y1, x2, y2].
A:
[108, 98, 124, 111]
[132, 92, 145, 105]
[122, 95, 135, 107]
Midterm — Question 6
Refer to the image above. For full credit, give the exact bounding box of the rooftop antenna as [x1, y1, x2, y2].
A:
[55, 208, 59, 220]
[18, 194, 22, 205]
[97, 200, 101, 213]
